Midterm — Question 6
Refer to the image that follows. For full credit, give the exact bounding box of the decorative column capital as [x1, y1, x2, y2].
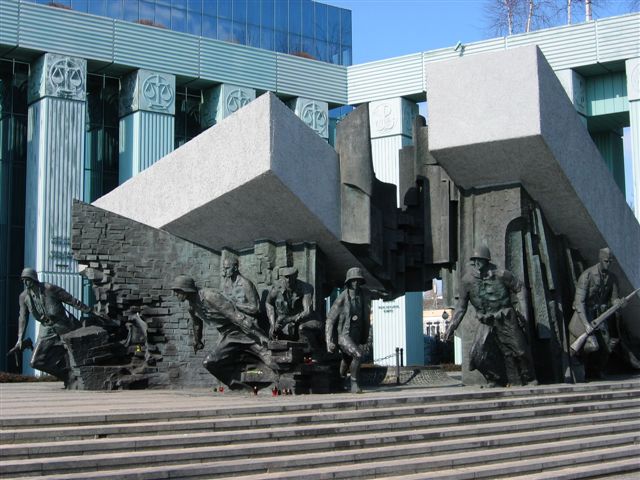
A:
[368, 98, 418, 139]
[28, 53, 87, 104]
[119, 69, 176, 117]
[556, 69, 587, 115]
[201, 84, 256, 129]
[626, 58, 640, 102]
[288, 97, 329, 139]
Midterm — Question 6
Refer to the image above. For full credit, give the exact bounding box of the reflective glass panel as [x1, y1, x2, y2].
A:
[123, 1, 139, 22]
[315, 2, 327, 42]
[173, 0, 188, 9]
[302, 0, 313, 38]
[261, 27, 274, 50]
[233, 21, 246, 43]
[105, 0, 123, 19]
[247, 24, 260, 48]
[274, 30, 287, 53]
[302, 36, 314, 60]
[172, 7, 187, 32]
[202, 14, 216, 37]
[218, 18, 233, 41]
[187, 0, 202, 11]
[341, 8, 351, 46]
[139, 1, 155, 23]
[71, 0, 89, 13]
[87, 0, 106, 17]
[233, 0, 247, 23]
[289, 0, 301, 35]
[247, 0, 260, 26]
[218, 0, 232, 18]
[187, 10, 202, 35]
[261, 0, 274, 29]
[274, 0, 287, 30]
[156, 4, 171, 27]
[326, 5, 340, 43]
[288, 33, 301, 54]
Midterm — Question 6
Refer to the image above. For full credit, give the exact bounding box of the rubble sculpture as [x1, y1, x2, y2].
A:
[568, 248, 632, 382]
[172, 269, 276, 390]
[265, 267, 323, 354]
[326, 267, 372, 393]
[444, 246, 538, 387]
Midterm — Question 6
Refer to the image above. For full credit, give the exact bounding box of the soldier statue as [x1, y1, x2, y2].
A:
[172, 258, 274, 390]
[444, 245, 537, 387]
[568, 247, 625, 381]
[265, 267, 323, 354]
[326, 267, 371, 393]
[12, 267, 91, 383]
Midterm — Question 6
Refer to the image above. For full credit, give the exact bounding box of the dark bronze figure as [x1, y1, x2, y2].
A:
[172, 260, 275, 390]
[326, 267, 371, 393]
[13, 267, 91, 383]
[265, 267, 323, 353]
[568, 247, 626, 381]
[444, 246, 537, 387]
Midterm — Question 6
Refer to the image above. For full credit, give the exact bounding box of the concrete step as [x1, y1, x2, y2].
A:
[2, 391, 638, 444]
[6, 434, 639, 479]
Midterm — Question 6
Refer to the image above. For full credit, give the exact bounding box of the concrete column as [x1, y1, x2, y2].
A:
[626, 57, 640, 219]
[24, 54, 87, 372]
[367, 97, 424, 367]
[119, 69, 175, 183]
[200, 83, 256, 129]
[556, 69, 587, 127]
[288, 97, 329, 140]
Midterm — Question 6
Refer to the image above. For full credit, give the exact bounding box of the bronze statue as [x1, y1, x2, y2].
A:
[265, 267, 323, 353]
[12, 267, 91, 383]
[326, 267, 371, 393]
[568, 247, 626, 381]
[172, 261, 274, 390]
[444, 245, 537, 387]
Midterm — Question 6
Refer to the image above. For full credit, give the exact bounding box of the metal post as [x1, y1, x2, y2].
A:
[400, 348, 404, 367]
[395, 347, 400, 384]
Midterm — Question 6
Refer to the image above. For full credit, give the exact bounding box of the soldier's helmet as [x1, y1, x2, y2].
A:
[344, 267, 366, 285]
[172, 275, 197, 292]
[20, 268, 39, 282]
[470, 245, 491, 261]
[281, 266, 298, 277]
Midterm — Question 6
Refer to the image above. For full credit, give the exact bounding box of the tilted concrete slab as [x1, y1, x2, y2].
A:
[94, 92, 380, 288]
[426, 46, 640, 297]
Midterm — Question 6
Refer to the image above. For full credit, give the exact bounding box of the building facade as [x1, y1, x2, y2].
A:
[0, 0, 638, 371]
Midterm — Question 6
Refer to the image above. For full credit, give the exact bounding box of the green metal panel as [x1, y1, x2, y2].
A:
[507, 22, 597, 70]
[19, 2, 113, 62]
[348, 53, 422, 105]
[0, 0, 19, 50]
[586, 72, 628, 116]
[277, 54, 347, 105]
[596, 13, 640, 64]
[591, 130, 626, 195]
[200, 39, 277, 91]
[114, 21, 199, 77]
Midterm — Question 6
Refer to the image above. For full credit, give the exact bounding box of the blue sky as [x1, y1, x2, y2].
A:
[329, 0, 637, 206]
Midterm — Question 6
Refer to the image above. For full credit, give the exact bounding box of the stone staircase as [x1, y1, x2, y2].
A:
[1, 379, 639, 479]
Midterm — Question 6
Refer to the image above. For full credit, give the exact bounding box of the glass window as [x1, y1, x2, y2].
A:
[218, 18, 233, 41]
[341, 9, 352, 47]
[123, 0, 138, 22]
[315, 39, 328, 62]
[274, 0, 287, 30]
[139, 1, 155, 23]
[247, 24, 260, 48]
[288, 33, 301, 55]
[247, 0, 260, 26]
[232, 21, 246, 43]
[87, 0, 106, 17]
[260, 27, 274, 50]
[341, 45, 351, 66]
[301, 0, 313, 38]
[71, 0, 89, 13]
[289, 0, 301, 35]
[173, 0, 188, 9]
[314, 2, 327, 43]
[326, 5, 340, 44]
[218, 0, 232, 18]
[172, 7, 187, 32]
[274, 30, 287, 53]
[155, 4, 171, 28]
[233, 0, 247, 24]
[261, 0, 274, 30]
[187, 0, 202, 12]
[157, 0, 171, 5]
[187, 10, 202, 35]
[301, 36, 314, 60]
[328, 42, 340, 65]
[202, 14, 216, 37]
[105, 0, 123, 19]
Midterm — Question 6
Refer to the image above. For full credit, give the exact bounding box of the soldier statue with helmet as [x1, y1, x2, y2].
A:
[444, 245, 537, 387]
[326, 267, 372, 393]
[11, 267, 92, 383]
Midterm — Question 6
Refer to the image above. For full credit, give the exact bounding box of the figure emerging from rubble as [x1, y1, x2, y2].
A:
[265, 267, 324, 354]
[172, 260, 274, 390]
[326, 267, 371, 393]
[568, 247, 626, 382]
[11, 267, 91, 383]
[444, 246, 537, 387]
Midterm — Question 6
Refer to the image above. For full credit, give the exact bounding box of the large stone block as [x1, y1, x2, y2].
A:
[426, 46, 640, 300]
[94, 92, 376, 288]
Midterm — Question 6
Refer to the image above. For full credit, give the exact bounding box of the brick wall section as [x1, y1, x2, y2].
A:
[72, 200, 322, 389]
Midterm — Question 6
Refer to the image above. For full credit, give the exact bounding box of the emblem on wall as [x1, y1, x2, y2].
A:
[28, 54, 87, 103]
[372, 103, 396, 133]
[369, 98, 418, 139]
[142, 74, 174, 111]
[225, 89, 252, 115]
[119, 69, 176, 117]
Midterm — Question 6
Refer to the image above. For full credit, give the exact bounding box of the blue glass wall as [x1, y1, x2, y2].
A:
[31, 0, 353, 65]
